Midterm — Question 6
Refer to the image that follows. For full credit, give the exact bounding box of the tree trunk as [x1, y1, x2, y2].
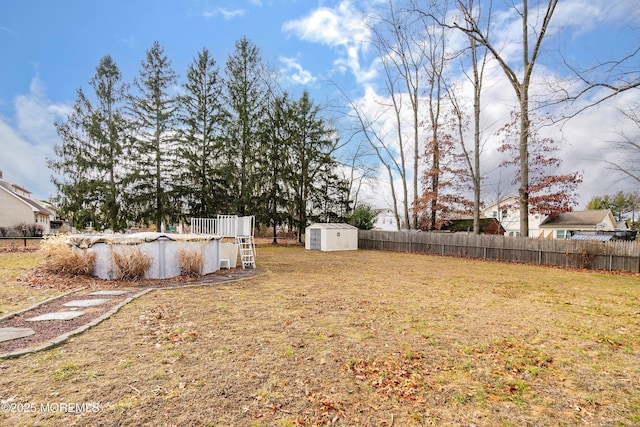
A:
[518, 96, 530, 237]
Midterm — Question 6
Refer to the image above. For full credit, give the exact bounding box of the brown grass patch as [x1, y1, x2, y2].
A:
[0, 246, 639, 426]
[0, 252, 61, 315]
[39, 235, 96, 276]
[0, 238, 41, 252]
[178, 248, 204, 277]
[112, 246, 152, 280]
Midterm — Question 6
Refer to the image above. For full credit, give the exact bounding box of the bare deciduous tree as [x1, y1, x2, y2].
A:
[561, 47, 640, 118]
[367, 0, 434, 229]
[437, 0, 490, 234]
[604, 105, 640, 185]
[338, 85, 404, 229]
[446, 0, 560, 236]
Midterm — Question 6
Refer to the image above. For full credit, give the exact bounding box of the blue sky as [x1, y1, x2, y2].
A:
[1, 0, 639, 213]
[0, 0, 333, 106]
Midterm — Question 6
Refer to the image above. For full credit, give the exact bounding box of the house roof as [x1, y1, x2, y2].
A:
[17, 193, 50, 215]
[307, 223, 357, 230]
[539, 210, 616, 228]
[0, 178, 50, 215]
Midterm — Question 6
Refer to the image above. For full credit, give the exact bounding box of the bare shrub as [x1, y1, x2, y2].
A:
[112, 246, 152, 280]
[12, 222, 44, 237]
[40, 235, 96, 276]
[178, 247, 204, 277]
[579, 241, 606, 269]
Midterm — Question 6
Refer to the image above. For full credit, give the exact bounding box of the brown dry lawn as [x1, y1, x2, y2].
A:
[1, 244, 639, 426]
[0, 251, 64, 316]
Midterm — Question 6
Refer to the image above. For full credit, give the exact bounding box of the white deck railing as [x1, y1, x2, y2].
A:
[191, 215, 254, 238]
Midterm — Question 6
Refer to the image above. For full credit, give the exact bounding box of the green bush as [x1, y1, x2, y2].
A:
[349, 204, 378, 230]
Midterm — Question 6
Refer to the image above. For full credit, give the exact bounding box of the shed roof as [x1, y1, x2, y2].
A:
[571, 234, 613, 242]
[440, 217, 505, 233]
[539, 210, 615, 228]
[307, 223, 357, 230]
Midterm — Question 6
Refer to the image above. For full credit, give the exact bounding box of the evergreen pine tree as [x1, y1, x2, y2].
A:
[50, 55, 128, 231]
[223, 37, 270, 217]
[125, 41, 179, 230]
[176, 47, 226, 218]
[287, 91, 341, 241]
[259, 93, 293, 243]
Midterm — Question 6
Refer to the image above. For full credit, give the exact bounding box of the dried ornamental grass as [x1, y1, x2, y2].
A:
[39, 234, 96, 276]
[178, 247, 204, 277]
[112, 245, 152, 280]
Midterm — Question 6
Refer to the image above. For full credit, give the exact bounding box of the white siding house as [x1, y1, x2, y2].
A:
[482, 196, 546, 238]
[374, 209, 399, 231]
[0, 172, 51, 235]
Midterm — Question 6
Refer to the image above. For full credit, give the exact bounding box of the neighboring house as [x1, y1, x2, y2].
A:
[439, 217, 506, 235]
[39, 199, 67, 234]
[0, 170, 51, 235]
[482, 196, 546, 237]
[539, 210, 617, 239]
[374, 209, 399, 231]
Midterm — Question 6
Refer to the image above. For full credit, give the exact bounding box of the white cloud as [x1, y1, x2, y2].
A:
[0, 76, 70, 199]
[282, 0, 378, 83]
[120, 35, 137, 49]
[553, 0, 640, 35]
[279, 56, 317, 86]
[202, 7, 246, 20]
[15, 77, 70, 147]
[0, 26, 17, 38]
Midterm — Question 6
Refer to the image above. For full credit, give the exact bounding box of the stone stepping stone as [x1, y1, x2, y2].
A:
[63, 299, 110, 307]
[0, 327, 36, 343]
[26, 311, 85, 321]
[87, 290, 130, 296]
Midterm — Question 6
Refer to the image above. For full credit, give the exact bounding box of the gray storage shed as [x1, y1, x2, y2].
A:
[305, 223, 358, 251]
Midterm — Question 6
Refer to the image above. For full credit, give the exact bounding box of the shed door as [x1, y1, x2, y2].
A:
[310, 228, 321, 250]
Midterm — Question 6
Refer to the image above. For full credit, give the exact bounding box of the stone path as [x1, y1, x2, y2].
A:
[26, 311, 87, 321]
[0, 327, 35, 343]
[0, 268, 262, 359]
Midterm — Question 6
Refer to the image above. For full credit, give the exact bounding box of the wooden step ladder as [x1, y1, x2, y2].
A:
[236, 235, 256, 269]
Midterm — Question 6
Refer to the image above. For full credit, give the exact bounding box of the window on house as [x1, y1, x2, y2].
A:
[557, 230, 568, 239]
[492, 211, 498, 218]
[501, 210, 507, 220]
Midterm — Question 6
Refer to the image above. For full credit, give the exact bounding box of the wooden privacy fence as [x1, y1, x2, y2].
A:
[358, 230, 640, 273]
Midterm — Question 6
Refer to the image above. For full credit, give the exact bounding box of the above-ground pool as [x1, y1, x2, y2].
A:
[65, 232, 222, 280]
